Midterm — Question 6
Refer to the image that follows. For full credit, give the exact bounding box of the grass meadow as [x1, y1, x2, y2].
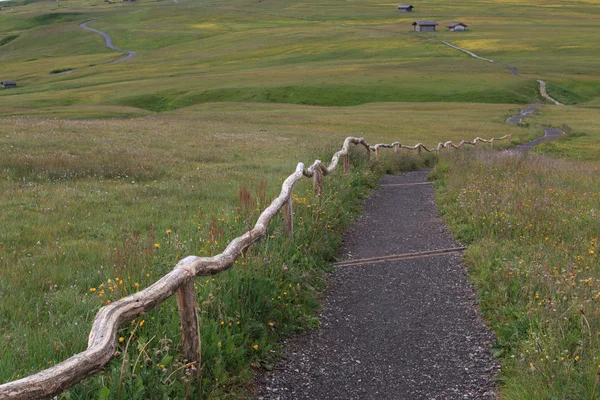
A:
[0, 103, 529, 398]
[434, 151, 600, 399]
[1, 0, 599, 112]
[1, 0, 600, 398]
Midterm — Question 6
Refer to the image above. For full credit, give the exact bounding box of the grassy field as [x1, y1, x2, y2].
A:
[1, 0, 598, 113]
[1, 0, 600, 398]
[434, 151, 600, 399]
[0, 103, 530, 397]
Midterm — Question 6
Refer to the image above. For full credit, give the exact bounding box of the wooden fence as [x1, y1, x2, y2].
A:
[0, 134, 510, 400]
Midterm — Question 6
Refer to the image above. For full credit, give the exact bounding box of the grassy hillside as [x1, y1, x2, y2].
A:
[2, 0, 599, 112]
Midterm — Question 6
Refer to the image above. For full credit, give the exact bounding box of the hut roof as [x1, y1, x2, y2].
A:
[448, 22, 468, 28]
[1, 80, 17, 86]
[398, 4, 413, 8]
[412, 20, 438, 26]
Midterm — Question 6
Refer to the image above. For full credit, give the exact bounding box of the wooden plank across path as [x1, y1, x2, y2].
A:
[332, 246, 467, 268]
[379, 182, 433, 188]
[255, 169, 498, 399]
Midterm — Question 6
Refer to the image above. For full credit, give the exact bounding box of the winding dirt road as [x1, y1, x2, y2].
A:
[80, 20, 136, 63]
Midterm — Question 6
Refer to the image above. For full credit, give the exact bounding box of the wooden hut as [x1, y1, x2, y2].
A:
[1, 80, 17, 89]
[448, 22, 468, 32]
[397, 4, 413, 12]
[412, 20, 437, 32]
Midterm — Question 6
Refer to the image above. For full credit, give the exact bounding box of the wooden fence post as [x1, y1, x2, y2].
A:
[343, 153, 350, 174]
[176, 279, 201, 377]
[508, 135, 512, 145]
[417, 145, 422, 158]
[282, 195, 293, 236]
[313, 167, 323, 196]
[375, 147, 380, 161]
[490, 139, 494, 149]
[394, 143, 400, 155]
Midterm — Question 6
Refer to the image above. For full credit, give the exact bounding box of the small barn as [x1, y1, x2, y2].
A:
[412, 20, 437, 32]
[397, 4, 413, 12]
[448, 22, 468, 32]
[1, 80, 17, 89]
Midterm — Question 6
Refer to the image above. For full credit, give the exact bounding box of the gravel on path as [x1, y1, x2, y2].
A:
[506, 106, 537, 124]
[514, 126, 565, 152]
[255, 170, 499, 400]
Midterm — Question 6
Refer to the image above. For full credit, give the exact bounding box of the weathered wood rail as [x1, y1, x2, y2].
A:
[0, 134, 510, 400]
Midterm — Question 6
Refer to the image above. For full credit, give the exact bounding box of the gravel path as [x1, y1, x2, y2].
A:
[440, 41, 520, 77]
[513, 126, 565, 152]
[537, 80, 563, 106]
[505, 106, 565, 151]
[80, 20, 136, 63]
[255, 170, 499, 399]
[506, 105, 536, 124]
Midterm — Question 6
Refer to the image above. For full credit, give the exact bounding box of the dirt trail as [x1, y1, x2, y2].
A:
[80, 21, 136, 63]
[506, 105, 537, 124]
[537, 80, 563, 106]
[513, 126, 565, 152]
[440, 41, 520, 77]
[256, 170, 499, 399]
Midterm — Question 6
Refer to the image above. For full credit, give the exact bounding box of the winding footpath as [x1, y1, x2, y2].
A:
[506, 107, 565, 151]
[437, 41, 565, 107]
[506, 105, 536, 124]
[80, 21, 136, 63]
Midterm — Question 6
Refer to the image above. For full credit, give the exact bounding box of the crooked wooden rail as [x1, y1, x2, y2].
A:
[0, 134, 510, 400]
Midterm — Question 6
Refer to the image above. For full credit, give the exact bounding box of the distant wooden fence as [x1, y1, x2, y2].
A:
[0, 134, 510, 400]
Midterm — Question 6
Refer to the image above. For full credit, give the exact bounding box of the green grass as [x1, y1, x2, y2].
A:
[0, 102, 523, 397]
[434, 151, 600, 399]
[0, 35, 19, 46]
[7, 0, 600, 111]
[1, 0, 600, 397]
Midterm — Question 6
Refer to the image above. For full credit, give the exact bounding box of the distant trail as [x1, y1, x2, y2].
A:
[513, 126, 565, 152]
[80, 20, 136, 63]
[506, 105, 536, 124]
[537, 79, 563, 106]
[439, 41, 520, 77]
[506, 106, 565, 152]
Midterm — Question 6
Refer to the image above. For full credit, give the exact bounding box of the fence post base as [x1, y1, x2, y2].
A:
[282, 195, 293, 237]
[343, 153, 350, 174]
[176, 279, 201, 378]
[313, 167, 323, 196]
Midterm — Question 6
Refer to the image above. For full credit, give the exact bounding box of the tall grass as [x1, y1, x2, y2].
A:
[0, 106, 443, 397]
[434, 150, 600, 399]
